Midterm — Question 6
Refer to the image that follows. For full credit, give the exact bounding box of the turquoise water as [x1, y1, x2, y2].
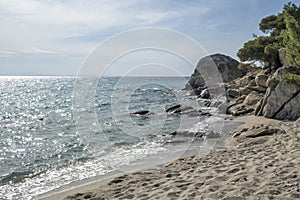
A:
[0, 76, 214, 199]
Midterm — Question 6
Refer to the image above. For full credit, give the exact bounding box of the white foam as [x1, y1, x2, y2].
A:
[0, 141, 165, 200]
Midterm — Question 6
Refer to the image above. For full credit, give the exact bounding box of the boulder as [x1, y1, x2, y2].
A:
[173, 106, 193, 114]
[228, 105, 254, 116]
[186, 54, 246, 92]
[256, 67, 300, 120]
[227, 89, 239, 98]
[227, 91, 263, 116]
[244, 92, 261, 106]
[200, 89, 210, 99]
[131, 110, 149, 115]
[193, 87, 206, 95]
[166, 104, 181, 113]
[235, 74, 254, 87]
[227, 95, 246, 110]
[255, 74, 268, 88]
[170, 131, 206, 138]
[206, 130, 221, 138]
[247, 85, 267, 93]
[203, 100, 211, 107]
[244, 128, 281, 138]
[239, 87, 251, 96]
[275, 93, 300, 119]
[167, 106, 194, 114]
[248, 79, 257, 87]
[196, 110, 212, 116]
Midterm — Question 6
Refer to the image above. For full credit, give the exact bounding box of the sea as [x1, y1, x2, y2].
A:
[0, 76, 230, 200]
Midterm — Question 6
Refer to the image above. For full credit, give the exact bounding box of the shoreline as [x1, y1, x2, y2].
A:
[37, 117, 241, 200]
[35, 115, 299, 200]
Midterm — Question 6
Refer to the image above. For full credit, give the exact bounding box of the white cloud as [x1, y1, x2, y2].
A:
[0, 47, 58, 55]
[18, 47, 59, 54]
[0, 0, 128, 36]
[0, 0, 219, 75]
[0, 0, 185, 36]
[0, 50, 17, 55]
[136, 11, 179, 24]
[0, 0, 188, 56]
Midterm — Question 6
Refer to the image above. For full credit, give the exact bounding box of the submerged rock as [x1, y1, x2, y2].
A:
[131, 110, 150, 115]
[206, 130, 221, 138]
[200, 89, 210, 99]
[166, 104, 181, 113]
[172, 106, 193, 114]
[169, 131, 206, 138]
[166, 104, 194, 114]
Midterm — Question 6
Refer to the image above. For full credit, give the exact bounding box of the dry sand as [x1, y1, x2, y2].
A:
[38, 116, 300, 200]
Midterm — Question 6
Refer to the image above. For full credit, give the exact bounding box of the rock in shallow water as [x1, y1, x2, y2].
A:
[131, 110, 150, 115]
[166, 104, 181, 113]
[200, 89, 210, 99]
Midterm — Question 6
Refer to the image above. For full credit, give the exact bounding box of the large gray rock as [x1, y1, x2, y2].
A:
[244, 92, 261, 106]
[239, 87, 251, 96]
[235, 74, 254, 87]
[227, 88, 239, 98]
[255, 74, 268, 88]
[186, 54, 246, 92]
[255, 67, 300, 120]
[227, 92, 263, 116]
[275, 92, 300, 119]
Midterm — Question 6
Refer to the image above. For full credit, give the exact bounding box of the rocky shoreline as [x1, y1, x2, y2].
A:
[186, 53, 300, 121]
[38, 53, 300, 200]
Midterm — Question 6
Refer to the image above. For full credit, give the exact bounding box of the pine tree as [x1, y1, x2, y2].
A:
[283, 4, 300, 67]
[237, 2, 300, 68]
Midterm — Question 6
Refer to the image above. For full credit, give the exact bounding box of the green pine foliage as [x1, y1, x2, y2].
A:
[237, 2, 300, 69]
[283, 73, 300, 85]
[283, 4, 300, 67]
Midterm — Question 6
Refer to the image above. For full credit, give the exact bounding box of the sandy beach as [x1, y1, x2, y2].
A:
[2, 1, 300, 199]
[38, 115, 300, 200]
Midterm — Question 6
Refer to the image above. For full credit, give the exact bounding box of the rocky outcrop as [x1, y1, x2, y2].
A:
[186, 54, 246, 94]
[186, 52, 300, 120]
[224, 65, 300, 120]
[255, 67, 300, 120]
[225, 69, 266, 116]
[227, 91, 263, 116]
[255, 73, 268, 88]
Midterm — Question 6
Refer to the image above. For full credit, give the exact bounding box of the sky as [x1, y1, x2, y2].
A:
[0, 0, 296, 76]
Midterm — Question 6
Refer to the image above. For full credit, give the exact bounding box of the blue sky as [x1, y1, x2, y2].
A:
[0, 0, 296, 76]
